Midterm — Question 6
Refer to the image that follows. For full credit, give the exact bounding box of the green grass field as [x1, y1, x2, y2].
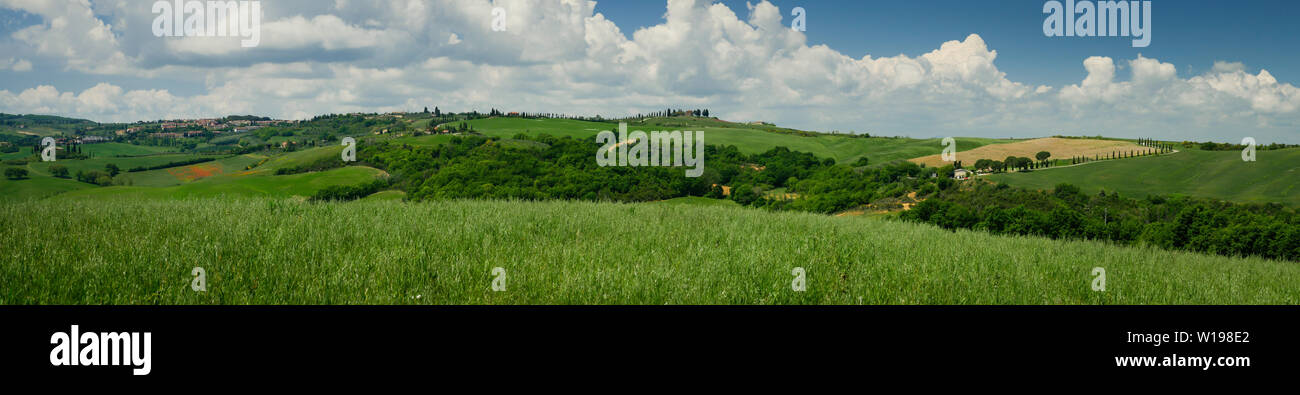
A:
[27, 154, 221, 177]
[115, 154, 264, 187]
[258, 145, 344, 172]
[467, 117, 1016, 164]
[0, 173, 92, 201]
[81, 143, 179, 158]
[987, 148, 1300, 206]
[1, 198, 1295, 305]
[0, 125, 65, 137]
[1, 143, 383, 203]
[1, 146, 33, 161]
[50, 165, 385, 200]
[358, 190, 407, 202]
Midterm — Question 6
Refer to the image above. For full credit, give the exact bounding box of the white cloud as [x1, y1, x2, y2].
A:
[0, 0, 1297, 143]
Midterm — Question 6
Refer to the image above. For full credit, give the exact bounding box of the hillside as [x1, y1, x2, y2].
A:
[50, 165, 384, 200]
[1, 198, 1296, 305]
[909, 137, 1147, 167]
[0, 173, 93, 201]
[987, 148, 1300, 206]
[0, 113, 100, 137]
[466, 117, 1018, 164]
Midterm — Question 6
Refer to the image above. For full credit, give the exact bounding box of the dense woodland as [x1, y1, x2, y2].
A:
[357, 133, 943, 213]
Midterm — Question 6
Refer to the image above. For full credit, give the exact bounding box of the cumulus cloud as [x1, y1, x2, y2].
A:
[0, 0, 1297, 143]
[1, 0, 132, 73]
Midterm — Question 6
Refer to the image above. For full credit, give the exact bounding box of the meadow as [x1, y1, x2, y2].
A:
[1, 146, 33, 161]
[0, 173, 92, 201]
[114, 154, 264, 187]
[50, 166, 385, 200]
[80, 142, 180, 158]
[27, 153, 221, 176]
[987, 148, 1300, 206]
[1, 198, 1296, 305]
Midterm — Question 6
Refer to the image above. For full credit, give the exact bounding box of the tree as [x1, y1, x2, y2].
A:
[49, 164, 69, 178]
[1036, 151, 1051, 163]
[4, 167, 27, 180]
[106, 163, 120, 177]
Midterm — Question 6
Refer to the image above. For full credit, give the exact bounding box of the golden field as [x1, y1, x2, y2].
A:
[908, 138, 1148, 167]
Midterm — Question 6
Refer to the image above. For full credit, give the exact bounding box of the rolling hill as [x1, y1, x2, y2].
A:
[3, 114, 1298, 305]
[0, 113, 100, 137]
[466, 117, 1019, 165]
[0, 172, 93, 201]
[986, 148, 1300, 206]
[50, 165, 384, 200]
[909, 137, 1148, 167]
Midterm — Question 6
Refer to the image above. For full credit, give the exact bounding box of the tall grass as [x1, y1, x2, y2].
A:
[1, 198, 1296, 305]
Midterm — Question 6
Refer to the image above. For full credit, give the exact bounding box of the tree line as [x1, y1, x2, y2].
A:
[901, 180, 1299, 262]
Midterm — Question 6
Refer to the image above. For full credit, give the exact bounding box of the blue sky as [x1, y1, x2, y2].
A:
[1, 0, 1298, 143]
[599, 0, 1300, 87]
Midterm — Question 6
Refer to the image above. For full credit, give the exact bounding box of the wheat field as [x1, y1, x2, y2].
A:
[910, 137, 1148, 167]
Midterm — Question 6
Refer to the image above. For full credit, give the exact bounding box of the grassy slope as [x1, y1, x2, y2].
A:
[0, 173, 92, 201]
[51, 166, 384, 200]
[467, 117, 1015, 164]
[909, 137, 1147, 167]
[0, 126, 66, 137]
[81, 143, 179, 157]
[258, 145, 344, 171]
[1, 198, 1295, 305]
[116, 154, 264, 187]
[987, 148, 1300, 206]
[1, 144, 383, 201]
[358, 190, 406, 202]
[27, 154, 219, 176]
[1, 147, 33, 161]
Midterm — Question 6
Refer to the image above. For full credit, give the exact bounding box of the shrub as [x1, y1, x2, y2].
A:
[4, 167, 28, 180]
[49, 164, 69, 178]
[310, 179, 389, 202]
